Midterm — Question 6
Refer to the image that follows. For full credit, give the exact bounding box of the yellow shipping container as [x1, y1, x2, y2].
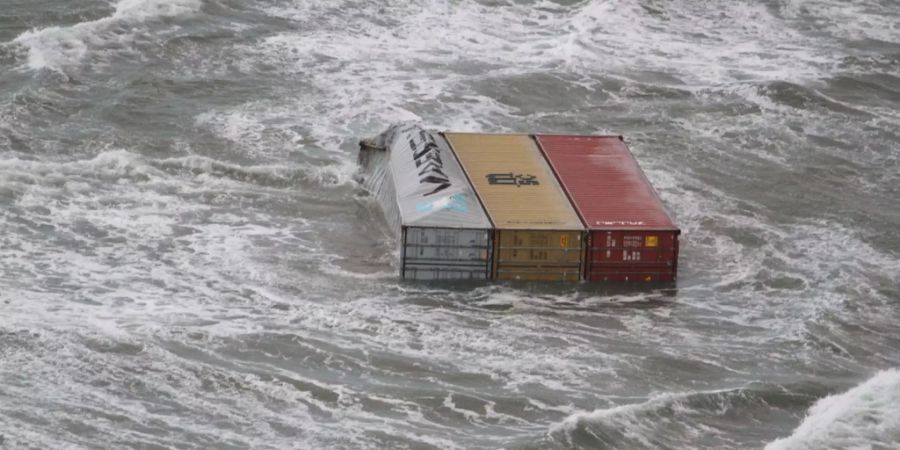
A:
[443, 133, 585, 281]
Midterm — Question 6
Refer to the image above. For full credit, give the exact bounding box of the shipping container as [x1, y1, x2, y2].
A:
[535, 135, 680, 282]
[443, 133, 584, 281]
[358, 124, 493, 280]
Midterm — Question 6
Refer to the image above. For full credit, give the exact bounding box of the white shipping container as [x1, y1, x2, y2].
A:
[358, 124, 493, 280]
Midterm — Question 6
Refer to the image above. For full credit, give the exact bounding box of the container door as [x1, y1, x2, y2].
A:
[494, 230, 583, 282]
[587, 230, 679, 282]
[402, 227, 492, 280]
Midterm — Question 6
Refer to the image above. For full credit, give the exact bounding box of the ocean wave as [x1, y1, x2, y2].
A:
[10, 0, 202, 71]
[550, 382, 828, 449]
[765, 369, 900, 450]
[779, 0, 900, 44]
[151, 154, 358, 189]
[0, 150, 357, 191]
[2, 0, 899, 448]
[113, 0, 202, 21]
[0, 325, 468, 450]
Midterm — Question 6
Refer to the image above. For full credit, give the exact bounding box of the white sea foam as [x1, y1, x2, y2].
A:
[549, 388, 748, 448]
[114, 0, 202, 20]
[0, 148, 357, 335]
[236, 0, 879, 179]
[0, 324, 466, 449]
[3, 1, 899, 448]
[781, 0, 900, 44]
[12, 25, 93, 71]
[766, 369, 900, 450]
[553, 0, 833, 87]
[10, 0, 202, 71]
[193, 111, 361, 190]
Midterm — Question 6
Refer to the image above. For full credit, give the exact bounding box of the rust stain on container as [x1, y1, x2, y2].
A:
[535, 135, 680, 282]
[444, 133, 584, 281]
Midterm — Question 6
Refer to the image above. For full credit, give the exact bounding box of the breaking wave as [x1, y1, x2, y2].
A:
[1, 0, 899, 448]
[0, 150, 357, 190]
[765, 369, 900, 450]
[549, 382, 828, 449]
[10, 0, 202, 71]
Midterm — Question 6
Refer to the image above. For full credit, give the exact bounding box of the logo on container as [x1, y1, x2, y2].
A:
[485, 173, 539, 186]
[596, 220, 646, 226]
[401, 125, 452, 196]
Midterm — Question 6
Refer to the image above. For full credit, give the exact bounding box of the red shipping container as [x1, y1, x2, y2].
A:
[534, 135, 680, 282]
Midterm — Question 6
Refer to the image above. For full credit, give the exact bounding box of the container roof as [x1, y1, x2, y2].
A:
[444, 133, 583, 230]
[535, 135, 677, 230]
[385, 124, 492, 229]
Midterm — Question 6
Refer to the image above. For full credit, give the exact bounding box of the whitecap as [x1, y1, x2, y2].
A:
[10, 0, 202, 71]
[766, 369, 900, 450]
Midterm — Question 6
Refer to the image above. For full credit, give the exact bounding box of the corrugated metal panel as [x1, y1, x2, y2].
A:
[496, 266, 581, 282]
[444, 133, 584, 281]
[535, 135, 676, 230]
[535, 135, 680, 282]
[586, 230, 679, 282]
[358, 141, 402, 233]
[444, 133, 583, 230]
[358, 124, 493, 280]
[402, 227, 492, 280]
[494, 230, 583, 282]
[376, 124, 491, 229]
